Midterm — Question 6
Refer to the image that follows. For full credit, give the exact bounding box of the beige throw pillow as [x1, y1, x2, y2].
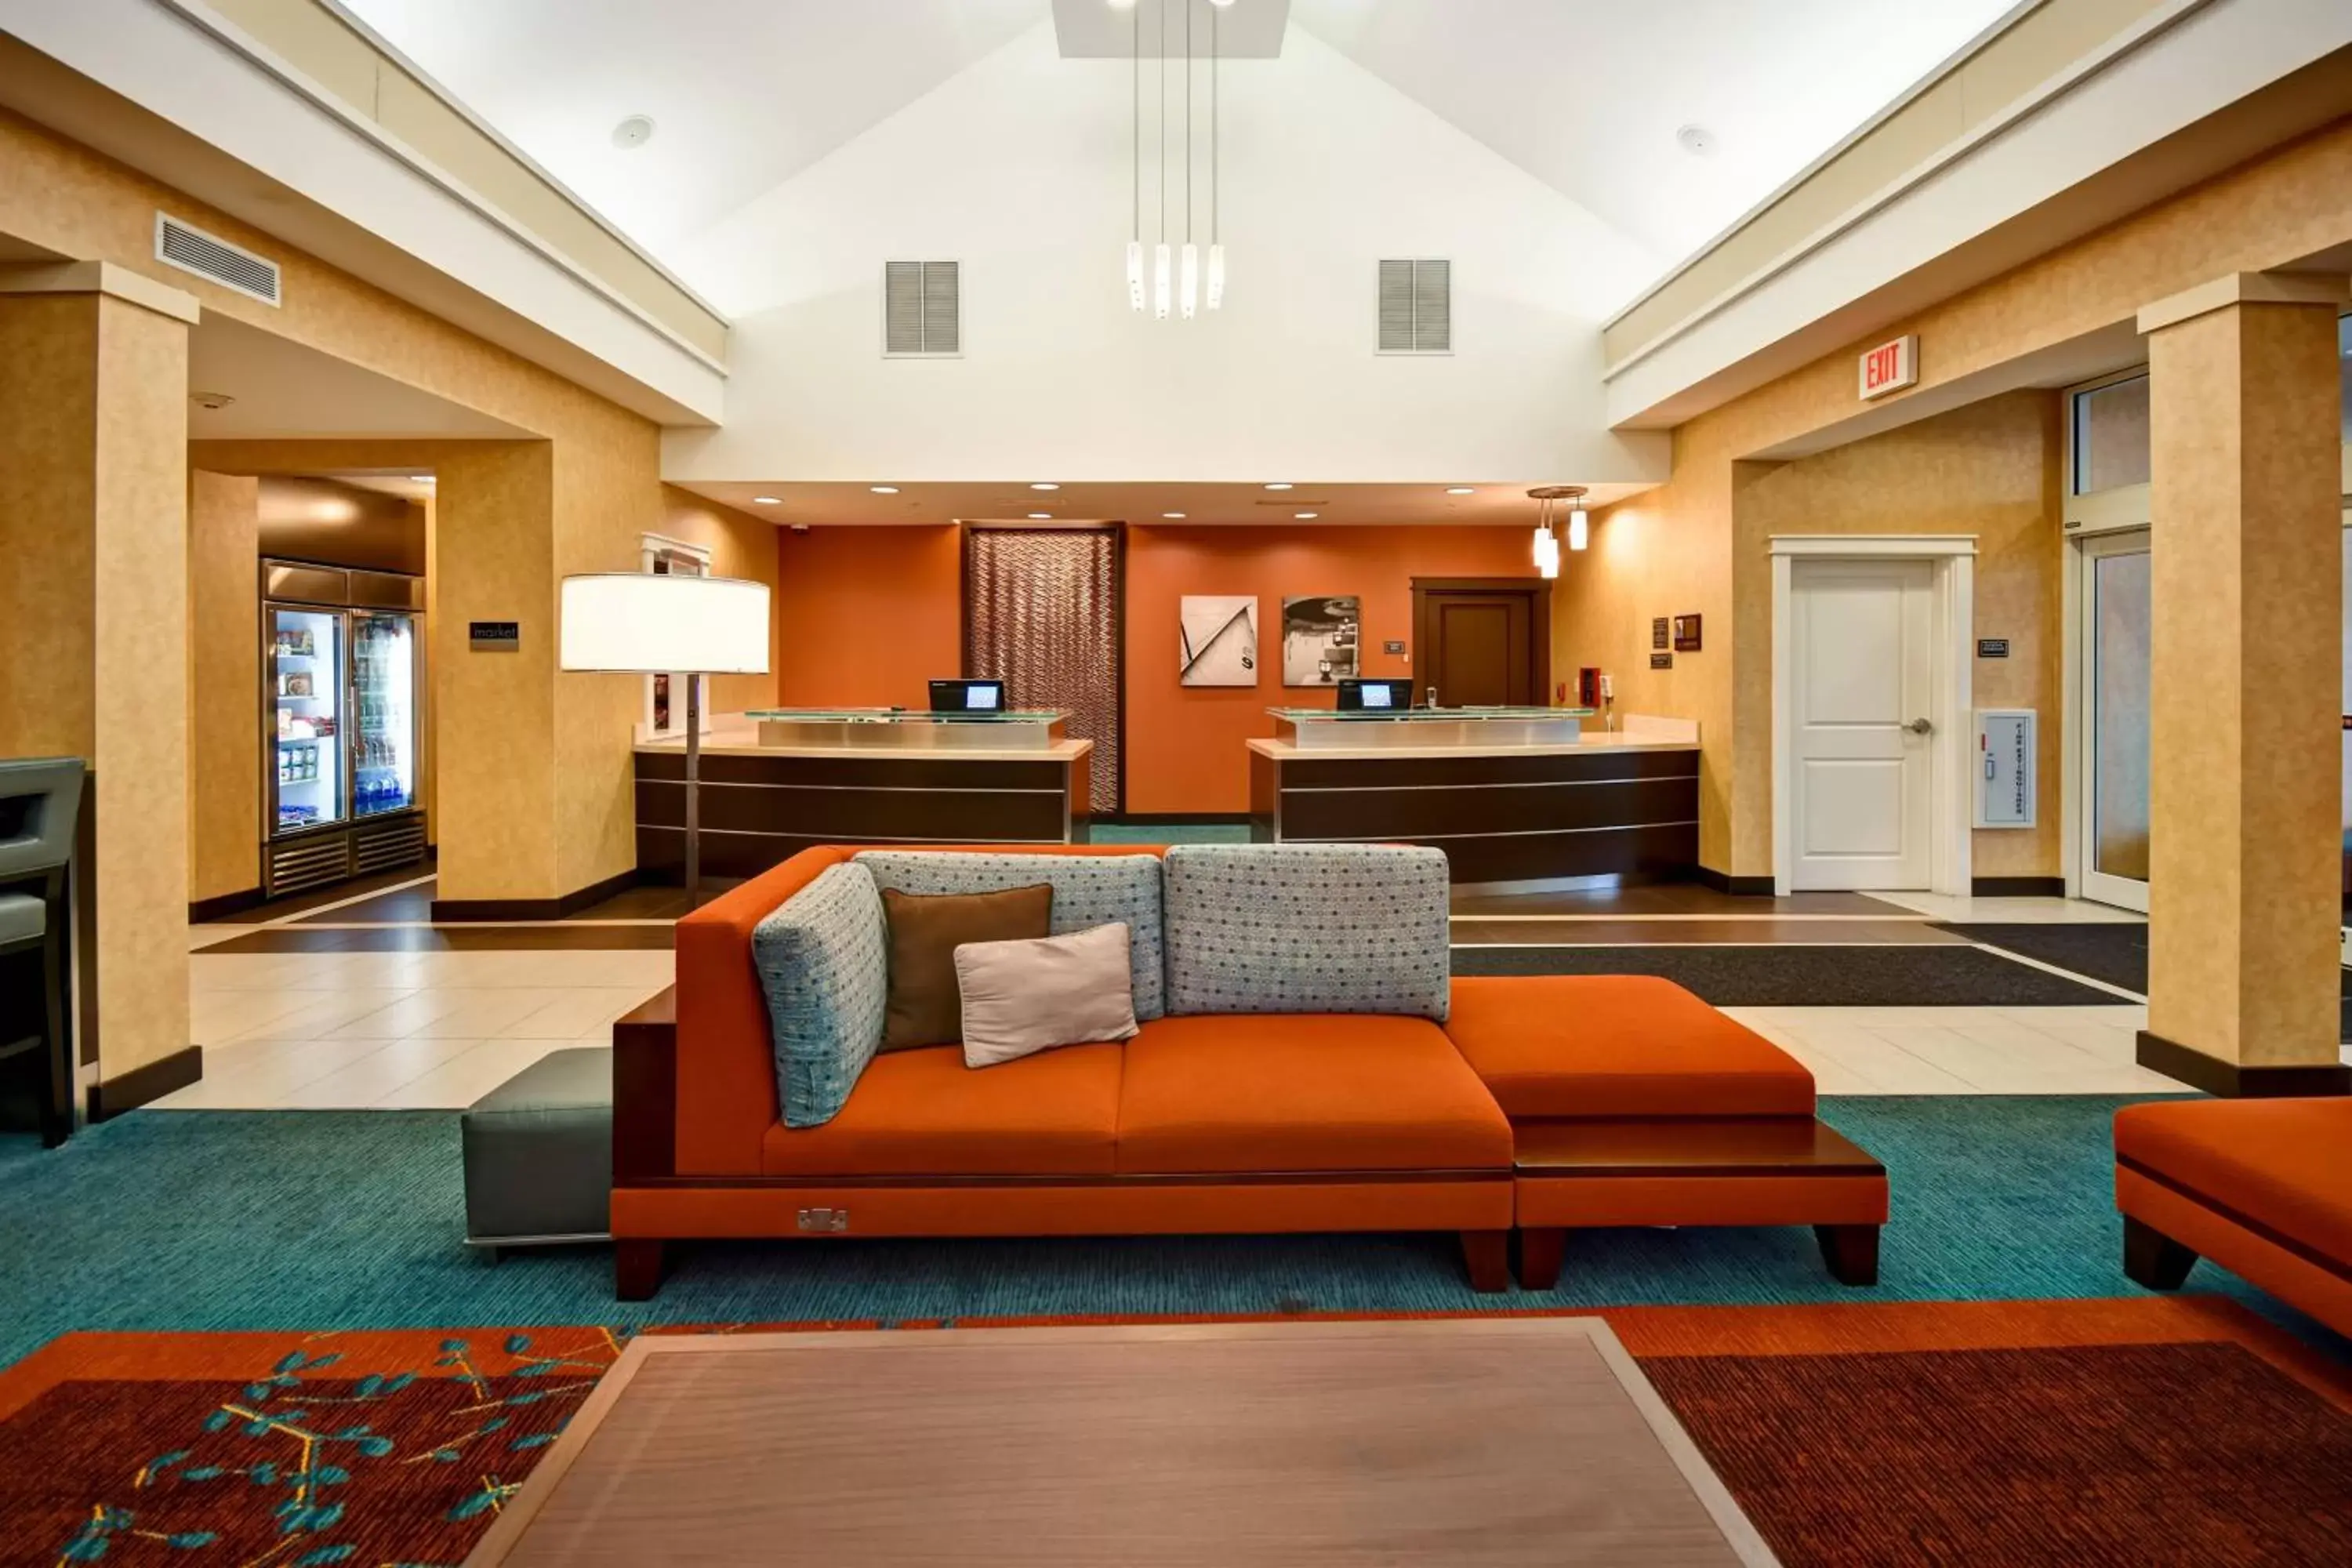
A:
[953, 922, 1140, 1069]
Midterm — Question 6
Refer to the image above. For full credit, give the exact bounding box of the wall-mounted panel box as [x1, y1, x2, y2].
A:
[1974, 709, 2036, 828]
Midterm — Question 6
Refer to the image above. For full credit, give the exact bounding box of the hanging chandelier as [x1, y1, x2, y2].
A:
[1123, 0, 1227, 318]
[1526, 487, 1589, 579]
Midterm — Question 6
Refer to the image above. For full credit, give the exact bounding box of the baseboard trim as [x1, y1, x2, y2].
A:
[1091, 812, 1251, 826]
[2134, 1031, 2350, 1098]
[188, 887, 266, 924]
[1689, 866, 1776, 897]
[87, 1045, 202, 1121]
[430, 868, 637, 924]
[1970, 876, 2066, 898]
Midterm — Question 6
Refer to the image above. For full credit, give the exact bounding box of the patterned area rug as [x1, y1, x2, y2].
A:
[4, 1298, 2347, 1566]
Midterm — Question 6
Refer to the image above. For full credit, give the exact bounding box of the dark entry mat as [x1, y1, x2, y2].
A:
[1934, 923, 2151, 993]
[1450, 943, 2119, 1006]
[1944, 921, 2352, 1039]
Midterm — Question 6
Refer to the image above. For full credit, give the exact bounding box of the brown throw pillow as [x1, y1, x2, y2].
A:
[879, 884, 1054, 1050]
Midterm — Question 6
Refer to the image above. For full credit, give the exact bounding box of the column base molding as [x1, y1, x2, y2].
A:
[2134, 1031, 2350, 1098]
[86, 1045, 203, 1121]
[430, 868, 637, 923]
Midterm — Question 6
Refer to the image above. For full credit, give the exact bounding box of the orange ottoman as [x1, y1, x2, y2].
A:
[1444, 975, 1889, 1289]
[2115, 1098, 2352, 1338]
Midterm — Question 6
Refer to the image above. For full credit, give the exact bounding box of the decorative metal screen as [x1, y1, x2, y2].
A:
[964, 529, 1121, 814]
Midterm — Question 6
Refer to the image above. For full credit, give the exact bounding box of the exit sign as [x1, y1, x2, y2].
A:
[1858, 335, 1918, 400]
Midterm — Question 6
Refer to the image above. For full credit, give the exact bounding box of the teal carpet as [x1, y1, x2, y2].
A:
[0, 1097, 2337, 1371]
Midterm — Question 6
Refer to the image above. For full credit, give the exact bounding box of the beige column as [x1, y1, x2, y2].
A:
[0, 263, 198, 1106]
[188, 470, 261, 909]
[2137, 272, 2351, 1095]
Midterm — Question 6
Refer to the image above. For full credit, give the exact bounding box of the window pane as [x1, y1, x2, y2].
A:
[2074, 375, 2151, 495]
[2092, 548, 2152, 882]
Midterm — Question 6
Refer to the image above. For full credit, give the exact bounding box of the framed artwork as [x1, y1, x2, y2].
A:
[1281, 594, 1360, 687]
[1179, 596, 1258, 687]
[1673, 614, 1703, 652]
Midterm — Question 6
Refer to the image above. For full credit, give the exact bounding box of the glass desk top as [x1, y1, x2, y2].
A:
[1267, 706, 1595, 722]
[746, 708, 1069, 724]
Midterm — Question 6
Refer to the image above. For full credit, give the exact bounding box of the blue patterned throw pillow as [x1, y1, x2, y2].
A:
[753, 862, 887, 1127]
[1162, 844, 1450, 1020]
[854, 851, 1167, 1021]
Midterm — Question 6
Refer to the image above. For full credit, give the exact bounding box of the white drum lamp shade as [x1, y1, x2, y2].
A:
[559, 573, 771, 674]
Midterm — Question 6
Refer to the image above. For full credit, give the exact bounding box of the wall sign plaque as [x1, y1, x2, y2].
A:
[1671, 615, 1702, 653]
[470, 621, 520, 652]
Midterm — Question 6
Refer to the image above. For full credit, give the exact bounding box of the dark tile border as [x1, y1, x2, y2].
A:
[1091, 812, 1251, 826]
[2135, 1030, 2351, 1098]
[187, 887, 266, 924]
[430, 867, 637, 924]
[86, 1045, 201, 1121]
[1688, 866, 1776, 897]
[1970, 876, 2067, 897]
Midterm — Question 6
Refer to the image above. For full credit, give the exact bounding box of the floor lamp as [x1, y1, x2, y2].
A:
[560, 572, 772, 909]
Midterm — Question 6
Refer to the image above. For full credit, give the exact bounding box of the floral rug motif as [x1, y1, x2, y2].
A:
[2, 1299, 2346, 1566]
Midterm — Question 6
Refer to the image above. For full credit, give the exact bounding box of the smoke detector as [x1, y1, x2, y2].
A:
[612, 115, 655, 150]
[1676, 125, 1718, 156]
[190, 390, 235, 411]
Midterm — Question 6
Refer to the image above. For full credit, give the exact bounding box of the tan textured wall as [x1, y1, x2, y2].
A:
[657, 486, 783, 716]
[2145, 301, 2343, 1069]
[187, 470, 260, 903]
[0, 290, 191, 1080]
[1730, 394, 2066, 880]
[1559, 118, 2352, 877]
[5, 110, 666, 904]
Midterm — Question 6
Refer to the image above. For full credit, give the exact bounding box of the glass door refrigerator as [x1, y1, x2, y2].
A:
[263, 561, 428, 896]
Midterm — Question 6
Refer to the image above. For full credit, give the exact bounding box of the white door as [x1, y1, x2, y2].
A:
[2078, 530, 2151, 913]
[1788, 558, 1936, 890]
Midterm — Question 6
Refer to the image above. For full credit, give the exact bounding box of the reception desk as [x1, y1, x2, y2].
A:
[1248, 709, 1700, 891]
[635, 710, 1091, 881]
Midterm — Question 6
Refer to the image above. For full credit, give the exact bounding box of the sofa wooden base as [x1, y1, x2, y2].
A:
[2121, 1214, 2197, 1290]
[1507, 1116, 1889, 1291]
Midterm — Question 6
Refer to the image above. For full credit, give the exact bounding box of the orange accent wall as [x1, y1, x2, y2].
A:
[775, 525, 964, 708]
[1124, 526, 1539, 815]
[770, 522, 1540, 813]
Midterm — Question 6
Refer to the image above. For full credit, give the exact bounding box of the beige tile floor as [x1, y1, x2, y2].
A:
[162, 895, 2343, 1110]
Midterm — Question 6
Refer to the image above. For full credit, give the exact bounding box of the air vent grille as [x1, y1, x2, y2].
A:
[155, 214, 282, 306]
[1377, 258, 1450, 354]
[267, 833, 351, 896]
[354, 814, 428, 876]
[884, 260, 959, 356]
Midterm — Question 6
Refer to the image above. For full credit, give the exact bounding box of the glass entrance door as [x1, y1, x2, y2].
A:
[2079, 530, 2151, 912]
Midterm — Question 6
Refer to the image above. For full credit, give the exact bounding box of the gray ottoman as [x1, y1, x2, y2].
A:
[461, 1047, 612, 1251]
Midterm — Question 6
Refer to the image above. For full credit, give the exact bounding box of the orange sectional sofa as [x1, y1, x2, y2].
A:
[611, 844, 1889, 1299]
[2115, 1097, 2352, 1338]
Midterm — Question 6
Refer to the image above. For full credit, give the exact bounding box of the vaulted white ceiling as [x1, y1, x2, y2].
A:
[343, 0, 2016, 289]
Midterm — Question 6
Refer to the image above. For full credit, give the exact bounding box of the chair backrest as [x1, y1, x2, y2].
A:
[0, 757, 87, 882]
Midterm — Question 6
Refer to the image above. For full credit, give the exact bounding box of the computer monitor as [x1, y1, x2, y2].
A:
[929, 678, 1006, 714]
[1337, 678, 1414, 712]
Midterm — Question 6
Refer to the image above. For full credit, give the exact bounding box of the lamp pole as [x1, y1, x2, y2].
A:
[684, 669, 702, 908]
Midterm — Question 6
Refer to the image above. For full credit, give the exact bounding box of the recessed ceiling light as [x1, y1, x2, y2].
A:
[1676, 124, 1717, 157]
[1108, 0, 1138, 9]
[1161, 511, 1187, 519]
[869, 485, 900, 495]
[1263, 482, 1294, 491]
[1294, 511, 1319, 520]
[1445, 486, 1475, 495]
[1028, 512, 1053, 520]
[1029, 482, 1061, 492]
[189, 390, 234, 410]
[1210, 0, 1237, 8]
[612, 114, 656, 151]
[753, 495, 782, 505]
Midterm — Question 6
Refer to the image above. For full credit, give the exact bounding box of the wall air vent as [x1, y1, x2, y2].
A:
[884, 260, 960, 357]
[1377, 258, 1450, 354]
[155, 213, 281, 306]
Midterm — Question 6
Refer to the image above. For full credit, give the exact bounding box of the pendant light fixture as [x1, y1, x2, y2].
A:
[1120, 0, 1225, 320]
[1125, 0, 1144, 310]
[1179, 0, 1198, 318]
[1527, 486, 1588, 579]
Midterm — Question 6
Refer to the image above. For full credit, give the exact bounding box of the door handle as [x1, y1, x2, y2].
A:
[1903, 717, 1933, 735]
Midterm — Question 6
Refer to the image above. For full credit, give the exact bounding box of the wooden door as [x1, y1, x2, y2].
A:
[1412, 579, 1548, 707]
